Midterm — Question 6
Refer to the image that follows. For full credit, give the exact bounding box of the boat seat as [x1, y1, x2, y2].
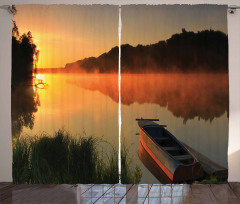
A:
[173, 154, 192, 161]
[155, 137, 169, 142]
[163, 146, 181, 151]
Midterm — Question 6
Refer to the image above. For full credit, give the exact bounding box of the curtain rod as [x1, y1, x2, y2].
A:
[1, 4, 240, 14]
[228, 6, 240, 14]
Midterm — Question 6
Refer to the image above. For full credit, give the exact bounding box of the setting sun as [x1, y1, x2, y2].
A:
[14, 5, 118, 68]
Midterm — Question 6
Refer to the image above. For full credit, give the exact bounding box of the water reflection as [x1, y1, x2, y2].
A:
[138, 142, 172, 184]
[19, 74, 119, 152]
[70, 73, 229, 123]
[11, 73, 229, 184]
[121, 74, 228, 123]
[67, 74, 119, 103]
[11, 83, 40, 138]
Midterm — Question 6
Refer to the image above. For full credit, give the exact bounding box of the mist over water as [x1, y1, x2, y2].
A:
[121, 74, 228, 123]
[70, 73, 228, 123]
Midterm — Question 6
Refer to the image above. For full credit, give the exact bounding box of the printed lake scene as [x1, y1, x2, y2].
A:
[11, 5, 141, 184]
[121, 5, 228, 184]
[11, 4, 229, 185]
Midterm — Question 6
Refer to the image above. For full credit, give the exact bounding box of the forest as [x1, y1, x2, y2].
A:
[65, 29, 228, 73]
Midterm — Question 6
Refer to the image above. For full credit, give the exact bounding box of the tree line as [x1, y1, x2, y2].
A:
[12, 16, 39, 86]
[66, 29, 228, 73]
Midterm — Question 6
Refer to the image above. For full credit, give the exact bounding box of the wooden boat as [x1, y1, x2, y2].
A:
[138, 141, 172, 184]
[137, 119, 204, 182]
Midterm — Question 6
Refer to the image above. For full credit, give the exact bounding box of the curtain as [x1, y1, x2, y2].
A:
[121, 5, 228, 184]
[11, 5, 120, 184]
[11, 4, 228, 184]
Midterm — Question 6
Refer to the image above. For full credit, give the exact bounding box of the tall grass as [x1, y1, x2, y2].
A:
[12, 130, 142, 184]
[12, 137, 31, 183]
[192, 176, 227, 184]
[121, 144, 142, 184]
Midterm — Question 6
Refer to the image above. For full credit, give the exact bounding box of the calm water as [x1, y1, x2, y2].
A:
[121, 73, 228, 184]
[12, 74, 119, 153]
[12, 73, 229, 184]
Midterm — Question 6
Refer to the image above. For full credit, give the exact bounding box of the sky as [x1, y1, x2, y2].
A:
[14, 4, 227, 68]
[122, 5, 227, 46]
[14, 5, 118, 68]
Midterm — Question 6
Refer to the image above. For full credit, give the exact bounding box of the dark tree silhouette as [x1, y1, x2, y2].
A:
[12, 8, 40, 138]
[65, 29, 228, 73]
[12, 86, 40, 138]
[12, 19, 39, 87]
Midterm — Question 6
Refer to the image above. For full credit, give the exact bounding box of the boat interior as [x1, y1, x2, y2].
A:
[143, 126, 195, 165]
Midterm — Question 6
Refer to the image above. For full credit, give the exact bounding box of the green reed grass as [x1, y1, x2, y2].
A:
[121, 143, 142, 184]
[12, 137, 31, 183]
[12, 130, 142, 184]
[193, 176, 227, 184]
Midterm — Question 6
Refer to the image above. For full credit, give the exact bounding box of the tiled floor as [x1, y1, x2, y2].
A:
[0, 183, 240, 203]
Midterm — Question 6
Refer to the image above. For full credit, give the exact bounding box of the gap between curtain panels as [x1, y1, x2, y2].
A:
[118, 6, 122, 184]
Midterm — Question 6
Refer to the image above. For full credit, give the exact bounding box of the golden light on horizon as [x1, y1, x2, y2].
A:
[14, 5, 226, 69]
[33, 38, 39, 44]
[35, 74, 44, 80]
[14, 5, 118, 69]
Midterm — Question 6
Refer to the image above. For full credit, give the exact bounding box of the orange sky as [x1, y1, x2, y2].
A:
[14, 5, 118, 68]
[121, 5, 227, 46]
[14, 5, 227, 69]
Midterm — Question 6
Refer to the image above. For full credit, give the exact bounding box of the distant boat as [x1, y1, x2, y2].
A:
[137, 119, 204, 182]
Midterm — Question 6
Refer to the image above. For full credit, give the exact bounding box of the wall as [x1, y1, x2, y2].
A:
[0, 0, 240, 182]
